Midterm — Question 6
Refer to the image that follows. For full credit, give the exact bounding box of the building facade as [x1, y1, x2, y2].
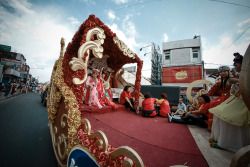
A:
[0, 47, 30, 84]
[162, 37, 204, 95]
[123, 66, 151, 85]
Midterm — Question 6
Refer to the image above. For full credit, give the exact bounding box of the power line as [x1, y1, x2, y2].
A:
[209, 0, 250, 8]
[99, 0, 161, 18]
[114, 0, 162, 12]
[227, 24, 250, 48]
[204, 63, 234, 66]
[222, 22, 250, 49]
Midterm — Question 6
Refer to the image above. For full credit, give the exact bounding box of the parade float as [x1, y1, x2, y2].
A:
[47, 14, 250, 167]
[47, 15, 144, 167]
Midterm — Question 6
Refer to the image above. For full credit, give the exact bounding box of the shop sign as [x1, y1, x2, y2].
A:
[1, 58, 22, 68]
[175, 70, 188, 80]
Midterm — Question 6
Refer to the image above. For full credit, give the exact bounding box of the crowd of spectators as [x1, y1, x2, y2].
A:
[0, 81, 40, 97]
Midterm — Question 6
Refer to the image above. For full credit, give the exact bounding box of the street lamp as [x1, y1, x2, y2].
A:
[139, 44, 152, 51]
[144, 52, 151, 56]
[193, 35, 201, 39]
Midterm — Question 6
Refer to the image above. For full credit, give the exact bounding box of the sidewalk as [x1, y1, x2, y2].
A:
[188, 125, 234, 167]
[0, 89, 22, 101]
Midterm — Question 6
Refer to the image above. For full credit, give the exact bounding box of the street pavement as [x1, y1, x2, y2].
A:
[0, 92, 57, 167]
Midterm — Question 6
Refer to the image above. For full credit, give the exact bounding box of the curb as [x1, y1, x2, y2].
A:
[0, 92, 22, 102]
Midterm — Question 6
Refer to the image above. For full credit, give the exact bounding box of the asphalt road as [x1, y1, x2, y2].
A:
[0, 93, 57, 167]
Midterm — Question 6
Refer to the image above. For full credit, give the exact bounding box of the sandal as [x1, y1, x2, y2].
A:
[210, 143, 222, 149]
[209, 138, 217, 143]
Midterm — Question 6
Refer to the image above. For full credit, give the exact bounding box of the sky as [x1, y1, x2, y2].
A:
[0, 0, 249, 83]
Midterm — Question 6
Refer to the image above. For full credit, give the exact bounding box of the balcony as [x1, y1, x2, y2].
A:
[4, 68, 20, 77]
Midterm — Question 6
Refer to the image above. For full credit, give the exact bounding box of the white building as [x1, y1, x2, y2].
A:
[162, 37, 203, 67]
[161, 37, 204, 95]
[123, 66, 151, 85]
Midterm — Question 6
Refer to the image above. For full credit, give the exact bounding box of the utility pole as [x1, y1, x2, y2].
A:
[151, 43, 162, 85]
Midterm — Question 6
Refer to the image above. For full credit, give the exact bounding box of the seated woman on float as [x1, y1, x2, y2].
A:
[209, 52, 250, 152]
[206, 65, 231, 130]
[85, 69, 103, 109]
[141, 92, 158, 117]
[168, 94, 210, 128]
[155, 93, 171, 118]
[97, 68, 117, 110]
[207, 65, 231, 108]
[120, 85, 136, 113]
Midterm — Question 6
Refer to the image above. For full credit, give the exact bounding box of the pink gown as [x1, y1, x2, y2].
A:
[85, 76, 103, 109]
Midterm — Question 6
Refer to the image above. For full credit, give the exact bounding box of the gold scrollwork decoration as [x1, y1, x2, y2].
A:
[81, 118, 108, 152]
[113, 36, 136, 59]
[47, 37, 81, 157]
[50, 113, 68, 167]
[109, 146, 144, 167]
[81, 118, 91, 135]
[80, 118, 144, 167]
[69, 27, 106, 85]
[61, 114, 68, 128]
[186, 80, 214, 104]
[90, 130, 108, 152]
[194, 89, 207, 99]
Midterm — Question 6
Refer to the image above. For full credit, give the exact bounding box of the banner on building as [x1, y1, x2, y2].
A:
[162, 65, 202, 83]
[1, 58, 22, 68]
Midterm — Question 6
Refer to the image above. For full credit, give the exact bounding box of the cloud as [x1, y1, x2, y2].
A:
[0, 0, 76, 82]
[122, 14, 136, 37]
[237, 18, 250, 33]
[107, 10, 116, 20]
[202, 34, 249, 69]
[67, 17, 81, 27]
[162, 33, 169, 42]
[237, 18, 250, 27]
[78, 0, 96, 5]
[112, 0, 129, 4]
[108, 23, 138, 52]
[203, 17, 250, 69]
[6, 0, 34, 14]
[108, 15, 152, 78]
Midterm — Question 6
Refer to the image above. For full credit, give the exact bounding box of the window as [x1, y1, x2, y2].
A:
[193, 50, 198, 58]
[165, 51, 170, 60]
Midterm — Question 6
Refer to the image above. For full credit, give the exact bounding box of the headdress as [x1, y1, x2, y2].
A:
[233, 52, 243, 64]
[92, 69, 99, 73]
[102, 67, 113, 75]
[218, 65, 230, 72]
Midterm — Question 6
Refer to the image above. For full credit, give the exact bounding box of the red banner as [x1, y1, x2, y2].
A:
[162, 65, 202, 83]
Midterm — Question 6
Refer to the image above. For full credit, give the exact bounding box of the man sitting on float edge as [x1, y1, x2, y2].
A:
[177, 98, 186, 112]
[120, 85, 136, 113]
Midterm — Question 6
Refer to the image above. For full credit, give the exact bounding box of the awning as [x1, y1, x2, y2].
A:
[4, 68, 20, 77]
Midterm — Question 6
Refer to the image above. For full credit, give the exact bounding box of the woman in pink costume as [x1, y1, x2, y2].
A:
[85, 69, 103, 109]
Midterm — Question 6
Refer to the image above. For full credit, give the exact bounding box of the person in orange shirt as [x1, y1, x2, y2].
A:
[155, 93, 171, 118]
[141, 92, 157, 117]
[120, 85, 136, 113]
[168, 94, 210, 128]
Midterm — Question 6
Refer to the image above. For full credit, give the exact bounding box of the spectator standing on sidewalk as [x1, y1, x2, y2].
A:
[4, 81, 12, 97]
[0, 82, 4, 92]
[11, 83, 16, 95]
